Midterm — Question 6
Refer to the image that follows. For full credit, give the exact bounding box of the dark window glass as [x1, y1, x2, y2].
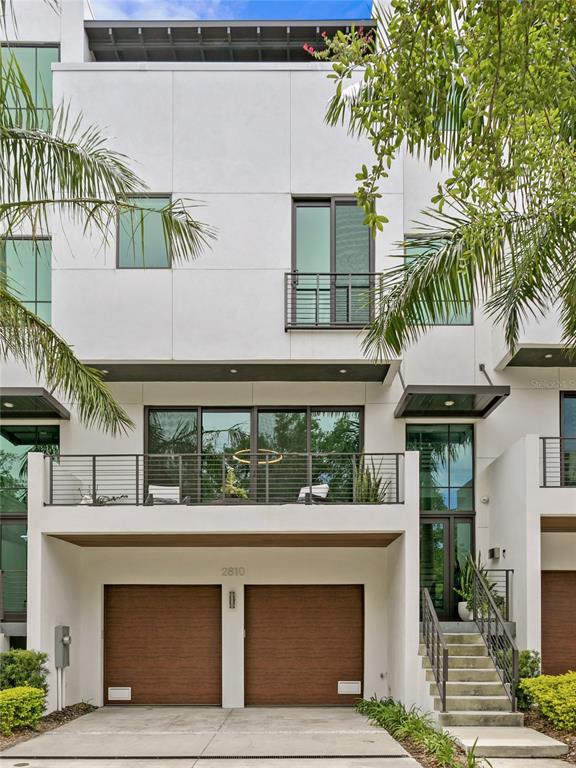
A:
[147, 410, 197, 455]
[293, 199, 371, 327]
[118, 196, 171, 268]
[405, 238, 472, 325]
[560, 394, 576, 486]
[0, 522, 27, 616]
[0, 424, 59, 515]
[406, 424, 474, 512]
[420, 520, 447, 612]
[1, 239, 52, 322]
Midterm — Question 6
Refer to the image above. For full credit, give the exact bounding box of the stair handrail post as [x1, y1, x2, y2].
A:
[470, 561, 519, 710]
[421, 588, 449, 713]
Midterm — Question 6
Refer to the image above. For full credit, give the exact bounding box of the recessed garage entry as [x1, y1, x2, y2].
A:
[542, 571, 576, 675]
[104, 585, 222, 705]
[244, 585, 364, 706]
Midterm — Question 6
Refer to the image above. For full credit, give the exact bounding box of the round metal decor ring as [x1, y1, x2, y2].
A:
[232, 448, 284, 465]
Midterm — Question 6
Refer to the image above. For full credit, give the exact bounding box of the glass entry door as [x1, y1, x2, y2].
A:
[420, 517, 473, 620]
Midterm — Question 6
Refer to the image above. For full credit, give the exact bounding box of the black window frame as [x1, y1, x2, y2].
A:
[291, 196, 375, 274]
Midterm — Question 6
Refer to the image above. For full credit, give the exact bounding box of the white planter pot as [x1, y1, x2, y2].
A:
[458, 601, 474, 621]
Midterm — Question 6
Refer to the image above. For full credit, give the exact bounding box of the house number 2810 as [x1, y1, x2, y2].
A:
[221, 567, 246, 577]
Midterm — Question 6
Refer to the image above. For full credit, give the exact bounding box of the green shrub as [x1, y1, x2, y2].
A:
[0, 649, 49, 692]
[0, 686, 45, 735]
[357, 697, 471, 768]
[519, 672, 576, 730]
[517, 650, 541, 710]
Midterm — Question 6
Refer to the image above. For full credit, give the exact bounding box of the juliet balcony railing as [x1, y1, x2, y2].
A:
[284, 272, 378, 329]
[46, 452, 404, 506]
[540, 436, 576, 487]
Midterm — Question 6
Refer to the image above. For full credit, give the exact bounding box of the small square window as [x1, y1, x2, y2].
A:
[0, 239, 52, 323]
[118, 196, 171, 269]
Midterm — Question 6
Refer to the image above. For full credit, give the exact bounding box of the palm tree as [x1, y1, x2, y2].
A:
[0, 47, 215, 436]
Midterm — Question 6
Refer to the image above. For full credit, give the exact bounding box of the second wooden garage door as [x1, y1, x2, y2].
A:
[542, 571, 576, 675]
[104, 585, 222, 705]
[245, 585, 364, 705]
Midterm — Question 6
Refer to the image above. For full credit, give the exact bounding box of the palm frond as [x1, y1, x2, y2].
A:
[0, 284, 134, 436]
[363, 201, 573, 360]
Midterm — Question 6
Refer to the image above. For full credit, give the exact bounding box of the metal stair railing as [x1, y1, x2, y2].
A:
[421, 588, 449, 712]
[472, 563, 519, 711]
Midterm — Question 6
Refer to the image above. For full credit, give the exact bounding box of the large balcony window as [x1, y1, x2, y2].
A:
[287, 199, 374, 329]
[47, 407, 403, 505]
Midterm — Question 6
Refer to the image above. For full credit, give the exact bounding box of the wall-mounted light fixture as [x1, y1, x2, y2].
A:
[228, 590, 236, 609]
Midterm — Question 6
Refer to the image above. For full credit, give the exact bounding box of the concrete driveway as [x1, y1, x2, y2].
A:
[1, 706, 421, 768]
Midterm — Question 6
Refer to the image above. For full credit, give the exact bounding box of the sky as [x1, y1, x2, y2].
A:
[91, 0, 373, 21]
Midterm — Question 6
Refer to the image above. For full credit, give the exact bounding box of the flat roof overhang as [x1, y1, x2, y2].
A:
[508, 347, 576, 367]
[91, 362, 392, 383]
[0, 388, 70, 420]
[541, 516, 576, 533]
[84, 19, 375, 63]
[49, 532, 401, 547]
[394, 384, 510, 419]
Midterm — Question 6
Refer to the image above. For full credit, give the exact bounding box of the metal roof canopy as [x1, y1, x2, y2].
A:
[0, 387, 70, 420]
[84, 19, 375, 62]
[394, 385, 510, 419]
[89, 361, 390, 382]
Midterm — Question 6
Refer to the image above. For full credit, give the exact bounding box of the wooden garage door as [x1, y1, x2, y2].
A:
[104, 585, 221, 705]
[542, 572, 576, 675]
[245, 585, 364, 705]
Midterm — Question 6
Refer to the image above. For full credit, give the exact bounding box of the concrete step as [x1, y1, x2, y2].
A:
[419, 642, 488, 657]
[423, 654, 494, 669]
[447, 726, 569, 758]
[448, 643, 487, 657]
[443, 633, 483, 644]
[438, 711, 524, 728]
[430, 681, 507, 697]
[426, 668, 501, 683]
[434, 695, 512, 712]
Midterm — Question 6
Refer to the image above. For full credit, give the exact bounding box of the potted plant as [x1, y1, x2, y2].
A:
[454, 553, 504, 620]
[353, 459, 391, 503]
[220, 467, 250, 504]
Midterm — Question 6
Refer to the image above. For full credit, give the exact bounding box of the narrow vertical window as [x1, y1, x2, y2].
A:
[1, 239, 52, 322]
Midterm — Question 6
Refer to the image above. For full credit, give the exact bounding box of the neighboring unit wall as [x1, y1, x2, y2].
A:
[483, 435, 542, 650]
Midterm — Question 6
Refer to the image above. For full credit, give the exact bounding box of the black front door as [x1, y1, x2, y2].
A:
[420, 517, 474, 620]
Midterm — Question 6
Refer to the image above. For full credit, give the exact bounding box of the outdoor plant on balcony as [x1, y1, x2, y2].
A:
[353, 459, 390, 503]
[220, 467, 249, 501]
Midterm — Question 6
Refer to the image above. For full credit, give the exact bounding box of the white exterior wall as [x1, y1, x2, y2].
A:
[27, 453, 421, 711]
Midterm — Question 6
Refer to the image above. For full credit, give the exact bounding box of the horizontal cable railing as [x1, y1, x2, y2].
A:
[46, 452, 404, 506]
[285, 272, 379, 329]
[421, 588, 449, 712]
[1, 570, 27, 618]
[472, 563, 519, 711]
[485, 569, 513, 621]
[540, 436, 576, 487]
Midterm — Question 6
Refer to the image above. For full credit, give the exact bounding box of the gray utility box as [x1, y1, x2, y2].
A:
[54, 625, 71, 668]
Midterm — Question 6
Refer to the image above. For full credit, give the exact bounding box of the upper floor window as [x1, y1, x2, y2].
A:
[404, 237, 472, 325]
[0, 424, 59, 514]
[118, 196, 171, 269]
[1, 44, 59, 123]
[290, 198, 373, 327]
[0, 238, 52, 322]
[406, 424, 474, 512]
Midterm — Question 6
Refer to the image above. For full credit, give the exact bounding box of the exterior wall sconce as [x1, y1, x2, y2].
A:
[228, 590, 236, 609]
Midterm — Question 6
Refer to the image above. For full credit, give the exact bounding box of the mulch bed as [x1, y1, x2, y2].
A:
[524, 709, 576, 765]
[0, 702, 97, 752]
[389, 734, 468, 768]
